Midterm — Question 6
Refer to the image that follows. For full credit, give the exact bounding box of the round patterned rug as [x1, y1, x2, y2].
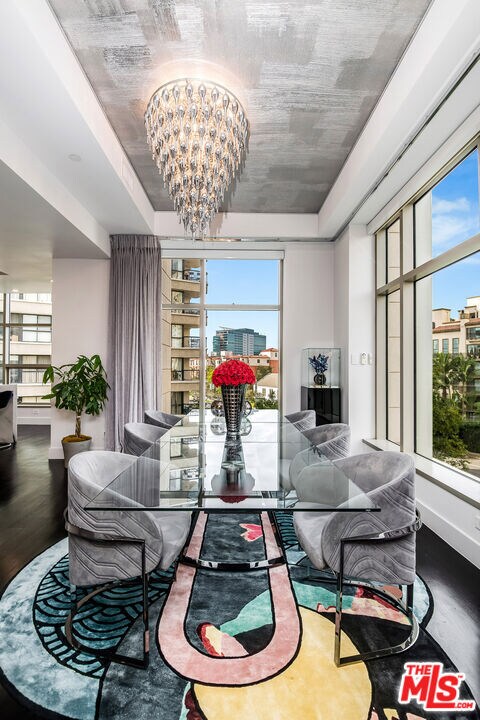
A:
[0, 513, 477, 720]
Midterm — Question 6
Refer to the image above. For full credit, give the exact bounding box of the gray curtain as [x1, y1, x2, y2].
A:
[106, 235, 162, 451]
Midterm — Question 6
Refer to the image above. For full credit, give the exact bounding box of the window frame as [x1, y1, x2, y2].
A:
[1, 293, 52, 406]
[375, 133, 480, 482]
[162, 252, 283, 417]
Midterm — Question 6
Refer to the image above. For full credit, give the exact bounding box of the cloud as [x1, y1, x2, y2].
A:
[432, 214, 478, 250]
[431, 196, 471, 214]
[431, 195, 479, 251]
[462, 254, 480, 266]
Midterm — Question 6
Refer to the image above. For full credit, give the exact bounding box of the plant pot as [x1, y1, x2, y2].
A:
[62, 435, 92, 468]
[313, 372, 327, 386]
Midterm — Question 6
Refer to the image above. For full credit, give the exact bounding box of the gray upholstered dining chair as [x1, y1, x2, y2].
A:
[287, 423, 351, 490]
[302, 422, 351, 460]
[285, 410, 316, 433]
[293, 450, 421, 666]
[0, 390, 15, 450]
[65, 450, 191, 667]
[144, 409, 182, 429]
[124, 422, 168, 456]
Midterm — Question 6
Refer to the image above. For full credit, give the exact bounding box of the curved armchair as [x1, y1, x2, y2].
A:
[302, 423, 351, 460]
[285, 410, 316, 433]
[294, 451, 421, 666]
[124, 422, 168, 456]
[287, 423, 351, 491]
[0, 390, 15, 449]
[144, 409, 182, 429]
[66, 450, 191, 667]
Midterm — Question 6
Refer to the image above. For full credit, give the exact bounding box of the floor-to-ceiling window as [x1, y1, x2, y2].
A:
[161, 254, 282, 415]
[0, 293, 52, 404]
[376, 138, 480, 480]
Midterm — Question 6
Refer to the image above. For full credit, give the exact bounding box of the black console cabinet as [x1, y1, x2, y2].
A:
[301, 386, 341, 426]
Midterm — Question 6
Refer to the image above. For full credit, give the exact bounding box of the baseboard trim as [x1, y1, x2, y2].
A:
[416, 499, 480, 570]
[48, 447, 64, 460]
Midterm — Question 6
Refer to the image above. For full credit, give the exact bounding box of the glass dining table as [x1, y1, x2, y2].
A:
[86, 409, 379, 517]
[84, 410, 380, 683]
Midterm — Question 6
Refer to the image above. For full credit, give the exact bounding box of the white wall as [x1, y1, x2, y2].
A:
[282, 243, 335, 414]
[49, 259, 110, 459]
[334, 224, 376, 452]
[17, 405, 51, 425]
[416, 474, 480, 569]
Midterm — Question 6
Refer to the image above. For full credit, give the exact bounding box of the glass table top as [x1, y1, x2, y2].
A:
[87, 410, 379, 513]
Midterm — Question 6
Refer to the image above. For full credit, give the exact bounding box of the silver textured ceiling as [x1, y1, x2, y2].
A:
[49, 0, 432, 213]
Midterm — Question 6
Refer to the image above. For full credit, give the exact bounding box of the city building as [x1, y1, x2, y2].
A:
[209, 353, 272, 373]
[256, 372, 279, 399]
[212, 327, 267, 356]
[260, 348, 279, 373]
[161, 259, 202, 414]
[0, 292, 52, 405]
[432, 297, 480, 358]
[432, 296, 480, 414]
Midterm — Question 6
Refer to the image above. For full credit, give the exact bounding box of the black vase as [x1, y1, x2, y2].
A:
[313, 372, 326, 386]
[221, 384, 246, 439]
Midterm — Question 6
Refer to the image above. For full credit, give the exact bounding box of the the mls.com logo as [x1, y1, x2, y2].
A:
[399, 662, 476, 711]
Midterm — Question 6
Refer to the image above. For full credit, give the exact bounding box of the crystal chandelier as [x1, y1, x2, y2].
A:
[145, 79, 249, 238]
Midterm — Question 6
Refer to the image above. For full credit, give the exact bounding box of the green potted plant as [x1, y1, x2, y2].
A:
[42, 354, 109, 467]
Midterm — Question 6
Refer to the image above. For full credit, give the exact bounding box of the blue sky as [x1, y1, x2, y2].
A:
[431, 150, 480, 313]
[205, 259, 279, 352]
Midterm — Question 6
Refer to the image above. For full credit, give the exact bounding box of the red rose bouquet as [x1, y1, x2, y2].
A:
[212, 359, 256, 387]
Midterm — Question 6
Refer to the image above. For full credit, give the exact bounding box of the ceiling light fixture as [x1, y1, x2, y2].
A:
[145, 79, 249, 238]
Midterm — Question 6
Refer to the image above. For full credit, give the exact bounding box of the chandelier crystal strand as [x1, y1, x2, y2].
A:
[145, 79, 249, 238]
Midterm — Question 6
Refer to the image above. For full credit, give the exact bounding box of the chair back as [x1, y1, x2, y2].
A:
[323, 451, 417, 584]
[124, 422, 167, 455]
[0, 391, 14, 444]
[144, 409, 181, 428]
[303, 423, 351, 461]
[285, 410, 316, 432]
[67, 451, 163, 586]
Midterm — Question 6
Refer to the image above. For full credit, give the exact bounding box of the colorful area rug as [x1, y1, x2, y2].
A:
[0, 512, 477, 720]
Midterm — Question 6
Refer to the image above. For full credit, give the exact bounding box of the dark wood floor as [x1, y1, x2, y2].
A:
[0, 427, 479, 719]
[0, 426, 66, 720]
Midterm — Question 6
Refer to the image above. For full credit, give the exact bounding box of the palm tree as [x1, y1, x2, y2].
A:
[433, 352, 476, 417]
[454, 354, 476, 417]
[432, 353, 457, 400]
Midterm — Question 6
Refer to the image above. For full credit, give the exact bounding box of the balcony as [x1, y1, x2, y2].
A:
[467, 346, 480, 359]
[172, 337, 200, 350]
[171, 369, 200, 382]
[172, 269, 201, 282]
[171, 268, 201, 296]
[466, 329, 480, 341]
[171, 307, 199, 316]
[171, 337, 201, 359]
[169, 309, 200, 326]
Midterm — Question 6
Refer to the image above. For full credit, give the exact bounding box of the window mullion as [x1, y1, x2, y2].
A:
[199, 259, 206, 425]
[401, 205, 415, 453]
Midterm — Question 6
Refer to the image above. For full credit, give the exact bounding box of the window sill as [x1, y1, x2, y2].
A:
[363, 438, 480, 509]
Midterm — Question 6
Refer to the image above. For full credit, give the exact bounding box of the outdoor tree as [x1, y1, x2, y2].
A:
[432, 352, 476, 417]
[255, 365, 272, 382]
[432, 392, 468, 468]
[454, 355, 476, 417]
[432, 353, 458, 400]
[431, 352, 476, 468]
